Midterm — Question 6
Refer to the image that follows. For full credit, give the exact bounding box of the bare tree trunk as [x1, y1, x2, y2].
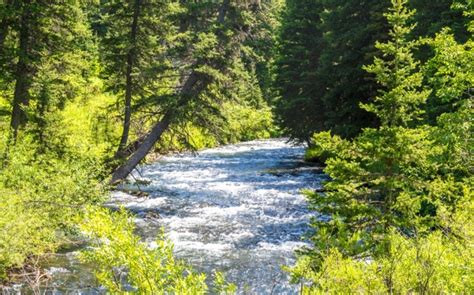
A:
[110, 0, 230, 184]
[10, 0, 31, 141]
[217, 0, 229, 23]
[114, 133, 148, 160]
[111, 113, 172, 184]
[116, 0, 141, 155]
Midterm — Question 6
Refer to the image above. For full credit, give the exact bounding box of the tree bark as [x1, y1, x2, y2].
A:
[111, 112, 172, 184]
[10, 0, 31, 140]
[217, 0, 229, 24]
[114, 133, 148, 160]
[116, 0, 141, 155]
[110, 0, 230, 184]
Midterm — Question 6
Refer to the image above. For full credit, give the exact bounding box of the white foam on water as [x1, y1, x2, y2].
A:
[172, 240, 233, 253]
[257, 241, 308, 252]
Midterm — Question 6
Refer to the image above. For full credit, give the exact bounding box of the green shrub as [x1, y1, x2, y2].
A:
[0, 192, 56, 279]
[304, 132, 351, 163]
[78, 207, 209, 294]
[78, 207, 239, 294]
[222, 101, 278, 143]
[0, 134, 106, 280]
[290, 227, 474, 294]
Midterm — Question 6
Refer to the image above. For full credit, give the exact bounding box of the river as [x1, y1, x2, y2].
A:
[28, 139, 326, 294]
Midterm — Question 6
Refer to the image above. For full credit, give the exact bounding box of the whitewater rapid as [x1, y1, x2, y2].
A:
[32, 139, 325, 294]
[111, 139, 324, 293]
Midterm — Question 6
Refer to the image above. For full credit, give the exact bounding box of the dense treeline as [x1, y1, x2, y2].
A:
[274, 0, 471, 141]
[0, 0, 472, 292]
[0, 1, 280, 177]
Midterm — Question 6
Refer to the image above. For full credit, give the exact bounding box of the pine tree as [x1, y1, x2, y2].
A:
[241, 0, 284, 103]
[411, 0, 470, 42]
[274, 0, 325, 142]
[302, 0, 433, 266]
[317, 0, 390, 138]
[425, 18, 473, 178]
[419, 0, 473, 122]
[291, 2, 473, 290]
[274, 0, 469, 141]
[274, 0, 390, 141]
[2, 1, 94, 142]
[110, 0, 274, 182]
[98, 0, 180, 157]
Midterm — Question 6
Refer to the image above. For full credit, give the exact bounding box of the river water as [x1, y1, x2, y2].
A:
[29, 139, 325, 294]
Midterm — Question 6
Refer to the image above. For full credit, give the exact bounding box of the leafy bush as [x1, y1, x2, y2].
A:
[291, 228, 474, 294]
[0, 135, 106, 280]
[0, 192, 56, 280]
[78, 207, 237, 294]
[222, 101, 277, 143]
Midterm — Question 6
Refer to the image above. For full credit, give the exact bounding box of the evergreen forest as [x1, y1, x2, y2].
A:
[0, 0, 472, 293]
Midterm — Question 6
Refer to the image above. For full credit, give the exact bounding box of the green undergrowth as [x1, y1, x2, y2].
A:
[0, 136, 106, 280]
[79, 207, 237, 294]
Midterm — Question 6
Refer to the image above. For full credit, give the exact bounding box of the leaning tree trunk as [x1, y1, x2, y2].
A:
[116, 0, 141, 156]
[111, 113, 173, 183]
[110, 0, 230, 184]
[114, 133, 148, 160]
[110, 72, 200, 184]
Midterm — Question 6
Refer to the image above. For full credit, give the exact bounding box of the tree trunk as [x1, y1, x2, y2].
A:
[114, 133, 148, 160]
[111, 113, 172, 184]
[217, 0, 229, 23]
[10, 0, 31, 140]
[116, 0, 141, 155]
[110, 0, 230, 184]
[110, 71, 200, 184]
